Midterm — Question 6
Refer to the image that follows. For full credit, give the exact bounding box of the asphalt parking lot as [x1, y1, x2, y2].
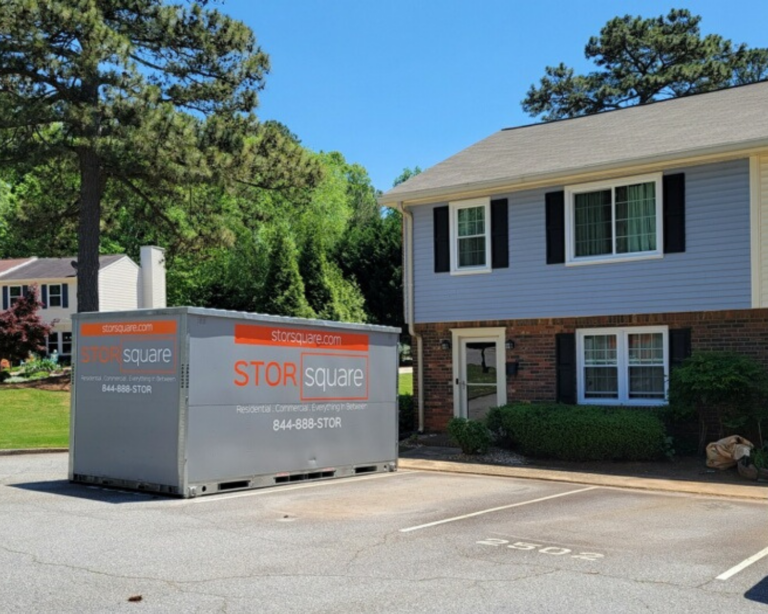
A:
[2, 453, 767, 613]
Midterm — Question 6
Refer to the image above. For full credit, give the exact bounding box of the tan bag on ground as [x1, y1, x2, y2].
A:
[705, 435, 753, 470]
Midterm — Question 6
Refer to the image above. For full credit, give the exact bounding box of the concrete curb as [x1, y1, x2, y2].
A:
[0, 448, 68, 456]
[398, 458, 768, 501]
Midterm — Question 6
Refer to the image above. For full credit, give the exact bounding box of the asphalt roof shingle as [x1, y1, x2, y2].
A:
[381, 81, 768, 204]
[0, 255, 126, 281]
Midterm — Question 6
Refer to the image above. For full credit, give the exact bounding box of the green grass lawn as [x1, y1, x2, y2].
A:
[0, 389, 70, 449]
[399, 372, 413, 395]
[1, 375, 411, 450]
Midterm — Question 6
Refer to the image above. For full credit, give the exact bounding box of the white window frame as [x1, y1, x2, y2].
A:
[449, 197, 492, 275]
[565, 173, 664, 266]
[576, 326, 669, 406]
[48, 284, 62, 308]
[8, 285, 23, 306]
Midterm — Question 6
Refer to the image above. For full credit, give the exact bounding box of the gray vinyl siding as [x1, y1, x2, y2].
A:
[412, 159, 751, 323]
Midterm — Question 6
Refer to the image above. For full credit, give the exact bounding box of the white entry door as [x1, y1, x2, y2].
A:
[453, 328, 506, 420]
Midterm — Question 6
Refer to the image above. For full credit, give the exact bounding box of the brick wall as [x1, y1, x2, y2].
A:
[412, 308, 768, 432]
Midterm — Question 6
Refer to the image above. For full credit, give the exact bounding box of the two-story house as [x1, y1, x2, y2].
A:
[0, 245, 166, 360]
[380, 81, 768, 433]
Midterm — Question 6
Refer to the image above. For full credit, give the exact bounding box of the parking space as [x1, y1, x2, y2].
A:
[2, 453, 767, 613]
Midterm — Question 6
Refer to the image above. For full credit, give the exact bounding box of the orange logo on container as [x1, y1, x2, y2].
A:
[235, 324, 368, 351]
[79, 320, 177, 374]
[232, 324, 370, 401]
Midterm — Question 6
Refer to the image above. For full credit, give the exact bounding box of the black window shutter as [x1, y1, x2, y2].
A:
[555, 332, 577, 404]
[491, 198, 509, 269]
[669, 328, 692, 370]
[62, 283, 69, 309]
[663, 173, 685, 253]
[2, 286, 7, 310]
[41, 284, 48, 308]
[433, 206, 450, 273]
[545, 191, 565, 264]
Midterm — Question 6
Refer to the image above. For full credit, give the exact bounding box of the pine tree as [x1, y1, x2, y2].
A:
[523, 9, 768, 121]
[261, 229, 315, 319]
[0, 1, 273, 311]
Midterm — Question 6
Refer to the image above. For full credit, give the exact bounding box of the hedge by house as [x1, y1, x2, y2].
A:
[487, 403, 667, 461]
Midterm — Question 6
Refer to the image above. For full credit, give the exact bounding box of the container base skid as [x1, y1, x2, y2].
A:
[72, 461, 398, 498]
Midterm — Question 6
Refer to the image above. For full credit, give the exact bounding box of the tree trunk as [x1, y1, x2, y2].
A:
[77, 147, 102, 313]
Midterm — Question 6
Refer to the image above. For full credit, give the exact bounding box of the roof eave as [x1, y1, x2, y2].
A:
[379, 138, 768, 207]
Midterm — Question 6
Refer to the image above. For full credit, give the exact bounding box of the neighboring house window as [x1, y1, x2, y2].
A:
[62, 332, 72, 356]
[565, 173, 663, 265]
[47, 333, 59, 355]
[48, 284, 62, 307]
[450, 197, 491, 274]
[576, 326, 668, 406]
[9, 285, 23, 306]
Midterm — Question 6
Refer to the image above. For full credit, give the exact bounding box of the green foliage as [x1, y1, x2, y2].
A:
[523, 9, 768, 121]
[668, 351, 768, 448]
[668, 352, 768, 410]
[398, 394, 415, 436]
[336, 209, 403, 328]
[0, 0, 280, 310]
[20, 358, 58, 378]
[447, 417, 493, 455]
[490, 403, 667, 461]
[392, 167, 422, 187]
[751, 444, 768, 470]
[261, 228, 315, 319]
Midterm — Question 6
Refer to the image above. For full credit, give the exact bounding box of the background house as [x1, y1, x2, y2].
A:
[0, 246, 166, 360]
[380, 82, 768, 433]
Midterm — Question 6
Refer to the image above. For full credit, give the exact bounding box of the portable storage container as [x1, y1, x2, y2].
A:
[69, 308, 400, 497]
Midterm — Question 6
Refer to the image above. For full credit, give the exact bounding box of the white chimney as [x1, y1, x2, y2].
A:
[140, 246, 166, 309]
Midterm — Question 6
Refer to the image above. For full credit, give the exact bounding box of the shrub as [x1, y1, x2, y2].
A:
[668, 351, 768, 450]
[447, 417, 492, 454]
[398, 394, 415, 437]
[0, 285, 54, 364]
[491, 403, 667, 461]
[21, 357, 58, 378]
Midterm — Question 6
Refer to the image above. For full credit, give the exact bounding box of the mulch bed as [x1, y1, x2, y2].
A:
[1, 372, 71, 392]
[401, 433, 766, 488]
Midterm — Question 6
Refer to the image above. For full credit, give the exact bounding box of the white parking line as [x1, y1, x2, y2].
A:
[716, 545, 768, 581]
[400, 486, 599, 533]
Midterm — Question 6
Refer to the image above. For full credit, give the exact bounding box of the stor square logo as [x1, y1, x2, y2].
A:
[300, 353, 368, 401]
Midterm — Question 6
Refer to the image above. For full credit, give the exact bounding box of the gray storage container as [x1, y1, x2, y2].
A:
[69, 308, 400, 497]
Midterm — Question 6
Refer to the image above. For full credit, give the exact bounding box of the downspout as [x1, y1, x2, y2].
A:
[398, 201, 424, 433]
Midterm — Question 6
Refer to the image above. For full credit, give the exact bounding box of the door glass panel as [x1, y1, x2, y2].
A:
[465, 341, 498, 420]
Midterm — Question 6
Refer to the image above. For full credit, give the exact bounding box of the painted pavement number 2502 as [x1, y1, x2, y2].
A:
[477, 538, 604, 562]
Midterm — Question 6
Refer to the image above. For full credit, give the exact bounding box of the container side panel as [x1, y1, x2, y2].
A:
[186, 315, 398, 484]
[71, 315, 182, 487]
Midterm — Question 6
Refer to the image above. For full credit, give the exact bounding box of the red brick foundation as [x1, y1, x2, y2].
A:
[412, 308, 768, 432]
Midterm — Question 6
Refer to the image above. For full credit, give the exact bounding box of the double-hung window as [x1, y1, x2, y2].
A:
[9, 285, 23, 306]
[449, 197, 491, 274]
[48, 284, 62, 307]
[565, 173, 663, 265]
[577, 326, 668, 406]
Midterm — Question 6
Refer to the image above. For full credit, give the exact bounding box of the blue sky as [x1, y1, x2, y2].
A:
[225, 1, 768, 192]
